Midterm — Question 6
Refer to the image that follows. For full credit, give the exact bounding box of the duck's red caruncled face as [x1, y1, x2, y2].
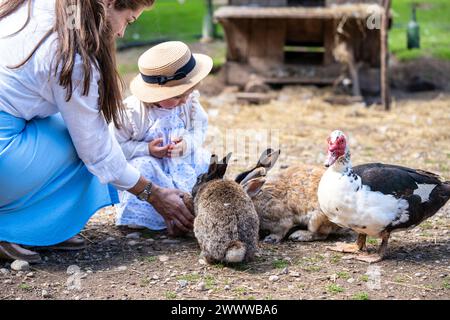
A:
[325, 132, 347, 167]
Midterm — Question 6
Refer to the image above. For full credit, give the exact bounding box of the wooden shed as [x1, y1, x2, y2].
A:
[214, 0, 391, 108]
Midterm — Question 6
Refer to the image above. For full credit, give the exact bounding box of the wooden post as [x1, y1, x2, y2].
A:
[381, 0, 391, 110]
[201, 0, 215, 42]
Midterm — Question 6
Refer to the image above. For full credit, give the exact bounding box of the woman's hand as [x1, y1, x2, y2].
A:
[148, 138, 170, 158]
[168, 137, 187, 158]
[128, 177, 194, 235]
[147, 184, 194, 233]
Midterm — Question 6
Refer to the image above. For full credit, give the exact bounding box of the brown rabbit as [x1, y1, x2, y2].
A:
[192, 154, 264, 264]
[238, 151, 345, 244]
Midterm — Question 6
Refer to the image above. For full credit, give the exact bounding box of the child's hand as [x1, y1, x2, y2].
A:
[168, 137, 187, 158]
[148, 138, 170, 159]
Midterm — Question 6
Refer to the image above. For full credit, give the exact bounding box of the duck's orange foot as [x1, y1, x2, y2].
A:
[326, 242, 362, 253]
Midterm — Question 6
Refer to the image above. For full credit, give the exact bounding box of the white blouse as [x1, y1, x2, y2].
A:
[0, 0, 140, 190]
[113, 91, 208, 160]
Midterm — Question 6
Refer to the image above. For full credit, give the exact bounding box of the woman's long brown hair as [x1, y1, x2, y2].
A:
[0, 0, 154, 128]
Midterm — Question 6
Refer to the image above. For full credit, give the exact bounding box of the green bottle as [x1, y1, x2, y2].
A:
[407, 4, 420, 49]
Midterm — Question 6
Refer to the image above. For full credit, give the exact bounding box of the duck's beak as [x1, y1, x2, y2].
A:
[324, 151, 338, 167]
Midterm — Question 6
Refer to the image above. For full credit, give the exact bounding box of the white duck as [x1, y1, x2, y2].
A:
[318, 130, 450, 262]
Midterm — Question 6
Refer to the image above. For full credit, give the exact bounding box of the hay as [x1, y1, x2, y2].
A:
[201, 86, 450, 180]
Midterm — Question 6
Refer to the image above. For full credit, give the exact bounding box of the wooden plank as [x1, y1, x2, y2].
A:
[327, 0, 382, 5]
[323, 18, 336, 65]
[285, 18, 324, 43]
[218, 18, 250, 62]
[265, 19, 286, 66]
[381, 0, 390, 110]
[218, 19, 235, 60]
[324, 95, 364, 105]
[248, 19, 267, 58]
[226, 61, 343, 86]
[215, 5, 384, 19]
[230, 0, 286, 6]
[248, 19, 269, 71]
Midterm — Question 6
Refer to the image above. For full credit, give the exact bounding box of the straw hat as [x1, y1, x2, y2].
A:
[130, 41, 213, 103]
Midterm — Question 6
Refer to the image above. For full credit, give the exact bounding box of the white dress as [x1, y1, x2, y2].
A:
[112, 91, 210, 230]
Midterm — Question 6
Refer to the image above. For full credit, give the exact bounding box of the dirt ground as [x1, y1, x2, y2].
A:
[1, 45, 449, 301]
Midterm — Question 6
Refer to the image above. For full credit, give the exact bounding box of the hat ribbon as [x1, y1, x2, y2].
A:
[140, 54, 197, 85]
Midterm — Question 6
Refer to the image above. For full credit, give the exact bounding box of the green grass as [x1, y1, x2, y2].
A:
[212, 54, 227, 70]
[327, 284, 345, 294]
[272, 259, 289, 269]
[165, 291, 177, 299]
[389, 0, 450, 60]
[233, 287, 247, 294]
[141, 256, 157, 263]
[176, 273, 201, 282]
[118, 63, 139, 76]
[18, 283, 32, 291]
[352, 292, 370, 300]
[297, 254, 325, 272]
[330, 254, 343, 264]
[204, 275, 216, 289]
[119, 0, 207, 46]
[443, 278, 450, 289]
[367, 237, 378, 245]
[336, 271, 351, 280]
[360, 275, 369, 282]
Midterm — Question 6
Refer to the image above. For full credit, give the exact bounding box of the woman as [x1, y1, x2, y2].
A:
[0, 0, 194, 263]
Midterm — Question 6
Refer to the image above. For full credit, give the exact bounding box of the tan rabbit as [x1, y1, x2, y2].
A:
[237, 151, 345, 244]
[192, 154, 264, 264]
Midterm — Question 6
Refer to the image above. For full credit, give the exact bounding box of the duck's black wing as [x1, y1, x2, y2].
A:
[353, 163, 449, 232]
[353, 163, 442, 199]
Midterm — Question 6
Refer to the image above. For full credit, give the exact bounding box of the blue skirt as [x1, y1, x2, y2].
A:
[0, 111, 118, 246]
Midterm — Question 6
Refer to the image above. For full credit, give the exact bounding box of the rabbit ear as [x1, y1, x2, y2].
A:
[235, 149, 280, 183]
[242, 177, 266, 198]
[223, 152, 232, 165]
[239, 167, 266, 186]
[235, 165, 256, 183]
[257, 148, 281, 171]
[207, 154, 219, 176]
[215, 153, 232, 179]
